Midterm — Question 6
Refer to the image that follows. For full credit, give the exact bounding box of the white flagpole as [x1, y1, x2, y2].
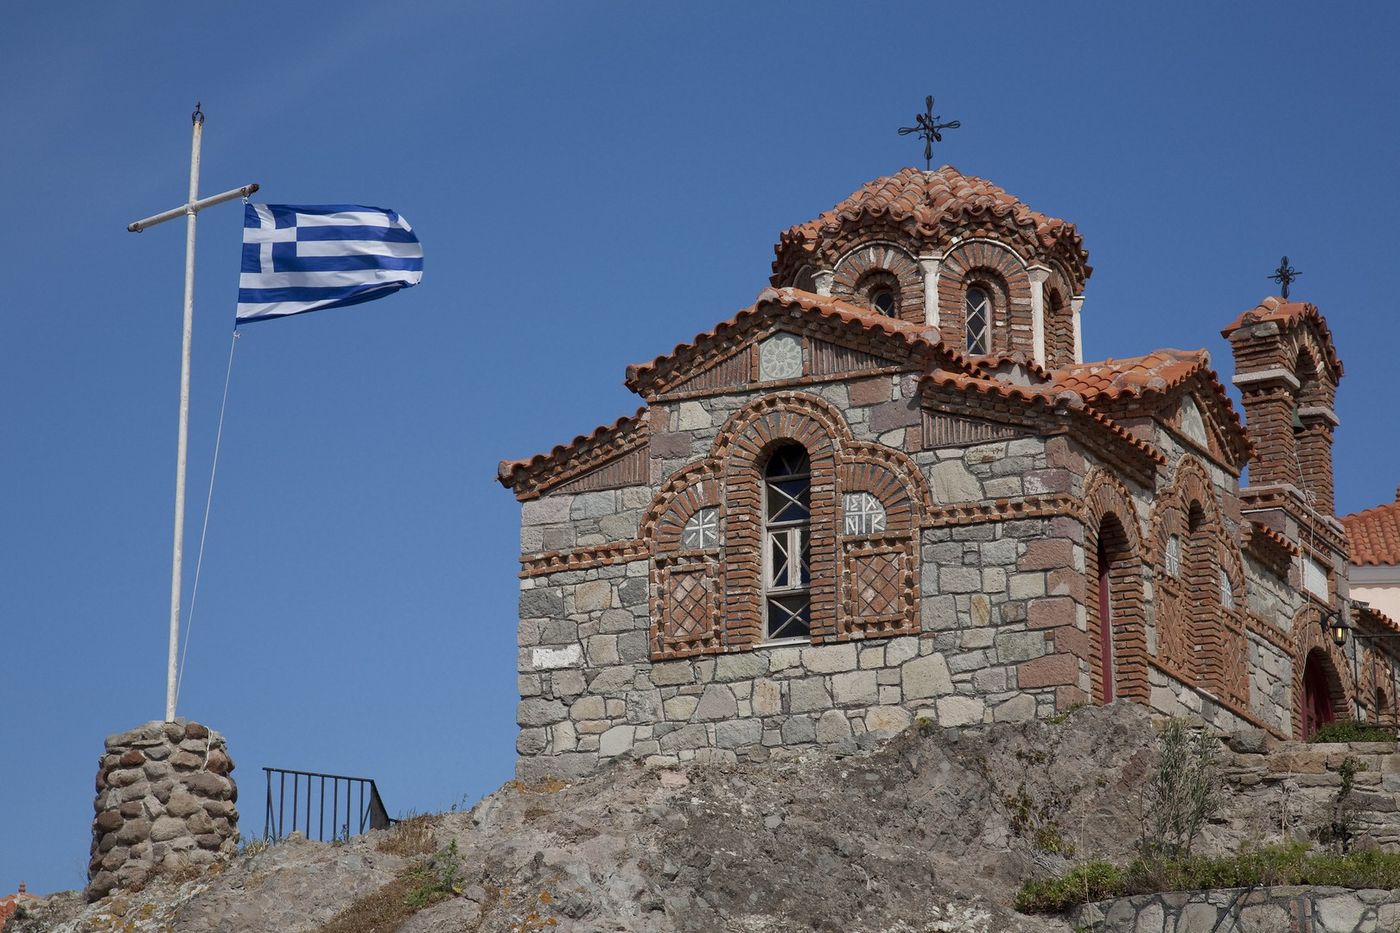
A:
[127, 103, 258, 722]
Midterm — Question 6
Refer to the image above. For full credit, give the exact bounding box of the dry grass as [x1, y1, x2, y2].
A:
[377, 813, 438, 857]
[312, 874, 423, 933]
[506, 777, 569, 795]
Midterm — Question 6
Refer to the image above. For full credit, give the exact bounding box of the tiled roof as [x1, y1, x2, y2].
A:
[920, 370, 1167, 466]
[1052, 349, 1251, 464]
[1053, 349, 1210, 400]
[782, 166, 1080, 253]
[622, 287, 951, 392]
[1221, 296, 1344, 377]
[1343, 493, 1400, 567]
[497, 407, 646, 482]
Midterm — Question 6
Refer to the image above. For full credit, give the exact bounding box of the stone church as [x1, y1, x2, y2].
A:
[499, 164, 1400, 779]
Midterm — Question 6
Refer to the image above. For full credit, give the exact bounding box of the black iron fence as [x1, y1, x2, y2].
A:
[263, 767, 391, 843]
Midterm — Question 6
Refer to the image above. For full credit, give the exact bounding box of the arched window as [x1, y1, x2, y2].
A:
[764, 444, 811, 640]
[965, 286, 990, 354]
[870, 288, 896, 317]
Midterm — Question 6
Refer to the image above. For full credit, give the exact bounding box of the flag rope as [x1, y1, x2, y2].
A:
[175, 328, 240, 708]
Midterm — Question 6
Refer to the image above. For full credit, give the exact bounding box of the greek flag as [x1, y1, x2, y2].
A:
[236, 204, 423, 324]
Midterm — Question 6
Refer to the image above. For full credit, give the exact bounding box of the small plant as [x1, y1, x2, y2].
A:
[1316, 755, 1367, 854]
[1308, 720, 1396, 744]
[1138, 718, 1219, 862]
[404, 840, 464, 908]
[1047, 702, 1087, 726]
[236, 832, 271, 857]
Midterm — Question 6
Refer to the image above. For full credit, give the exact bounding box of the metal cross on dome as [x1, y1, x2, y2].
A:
[898, 95, 960, 170]
[1269, 256, 1301, 299]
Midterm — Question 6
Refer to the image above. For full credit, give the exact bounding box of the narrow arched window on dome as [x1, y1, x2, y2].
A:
[965, 286, 990, 354]
[764, 444, 811, 641]
[870, 287, 896, 318]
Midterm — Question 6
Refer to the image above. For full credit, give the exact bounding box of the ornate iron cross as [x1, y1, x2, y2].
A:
[1269, 256, 1301, 299]
[898, 95, 960, 170]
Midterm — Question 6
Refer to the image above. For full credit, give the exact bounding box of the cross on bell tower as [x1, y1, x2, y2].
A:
[898, 95, 960, 170]
[1269, 255, 1301, 299]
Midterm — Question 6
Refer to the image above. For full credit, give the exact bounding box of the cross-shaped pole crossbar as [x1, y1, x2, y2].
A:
[127, 103, 258, 722]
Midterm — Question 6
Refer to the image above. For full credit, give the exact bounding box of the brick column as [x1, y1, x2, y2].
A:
[1233, 378, 1300, 489]
[1295, 407, 1338, 515]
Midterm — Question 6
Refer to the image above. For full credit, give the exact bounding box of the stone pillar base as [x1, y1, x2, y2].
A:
[87, 720, 237, 902]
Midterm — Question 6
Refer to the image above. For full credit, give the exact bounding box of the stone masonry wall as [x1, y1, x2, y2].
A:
[87, 721, 237, 901]
[1070, 886, 1400, 933]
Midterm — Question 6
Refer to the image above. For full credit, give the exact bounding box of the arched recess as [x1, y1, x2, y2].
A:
[1149, 456, 1219, 684]
[938, 240, 1032, 356]
[643, 462, 724, 658]
[1210, 528, 1250, 708]
[837, 442, 933, 638]
[1291, 606, 1354, 739]
[831, 242, 923, 324]
[714, 393, 849, 646]
[1083, 469, 1147, 703]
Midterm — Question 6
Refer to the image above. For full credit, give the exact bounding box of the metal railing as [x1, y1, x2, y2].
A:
[263, 767, 391, 843]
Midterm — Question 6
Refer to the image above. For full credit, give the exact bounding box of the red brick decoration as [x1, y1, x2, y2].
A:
[1082, 469, 1148, 704]
[643, 392, 933, 659]
[1223, 296, 1343, 515]
[769, 166, 1091, 296]
[1150, 456, 1222, 684]
[831, 243, 924, 324]
[1290, 605, 1355, 739]
[938, 240, 1031, 356]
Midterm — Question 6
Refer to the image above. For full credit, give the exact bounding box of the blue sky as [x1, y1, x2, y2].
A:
[3, 2, 1398, 894]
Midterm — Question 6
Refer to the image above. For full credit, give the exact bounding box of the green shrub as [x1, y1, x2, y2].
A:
[1139, 718, 1219, 860]
[1016, 843, 1400, 914]
[1308, 720, 1396, 744]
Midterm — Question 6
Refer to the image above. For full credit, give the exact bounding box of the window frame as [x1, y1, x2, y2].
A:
[762, 445, 812, 643]
[964, 285, 991, 354]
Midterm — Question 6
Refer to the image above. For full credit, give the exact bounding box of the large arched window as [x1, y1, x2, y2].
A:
[764, 444, 811, 640]
[965, 286, 990, 354]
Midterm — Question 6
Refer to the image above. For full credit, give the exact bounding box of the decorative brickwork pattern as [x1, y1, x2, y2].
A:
[520, 540, 648, 578]
[831, 243, 923, 324]
[923, 411, 1030, 447]
[1290, 605, 1354, 739]
[938, 241, 1032, 356]
[1082, 469, 1148, 703]
[642, 392, 933, 659]
[1150, 457, 1221, 683]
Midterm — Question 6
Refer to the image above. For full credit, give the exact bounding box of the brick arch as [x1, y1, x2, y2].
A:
[1083, 469, 1148, 703]
[831, 242, 923, 324]
[1291, 606, 1354, 739]
[1359, 647, 1398, 726]
[939, 239, 1033, 356]
[641, 461, 721, 553]
[841, 441, 935, 533]
[716, 393, 846, 646]
[1149, 456, 1221, 681]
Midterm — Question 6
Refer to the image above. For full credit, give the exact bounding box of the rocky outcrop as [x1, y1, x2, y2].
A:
[87, 720, 238, 901]
[19, 705, 1400, 932]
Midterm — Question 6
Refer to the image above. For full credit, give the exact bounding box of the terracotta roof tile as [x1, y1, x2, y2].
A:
[1052, 349, 1251, 464]
[1343, 492, 1400, 567]
[1221, 296, 1344, 378]
[920, 370, 1167, 465]
[1053, 349, 1210, 400]
[622, 287, 954, 393]
[497, 407, 646, 485]
[781, 166, 1082, 260]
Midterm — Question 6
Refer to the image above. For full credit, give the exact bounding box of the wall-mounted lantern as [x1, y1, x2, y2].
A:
[1319, 608, 1350, 648]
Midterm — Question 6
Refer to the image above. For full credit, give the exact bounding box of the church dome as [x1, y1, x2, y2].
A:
[771, 165, 1090, 291]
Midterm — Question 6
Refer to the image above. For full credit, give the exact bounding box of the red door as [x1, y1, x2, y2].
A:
[1098, 539, 1114, 703]
[1302, 651, 1335, 739]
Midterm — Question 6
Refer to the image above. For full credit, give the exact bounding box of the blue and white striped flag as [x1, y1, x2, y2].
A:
[236, 204, 423, 324]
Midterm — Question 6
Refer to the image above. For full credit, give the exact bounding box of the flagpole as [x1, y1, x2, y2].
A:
[127, 104, 257, 723]
[164, 105, 203, 724]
